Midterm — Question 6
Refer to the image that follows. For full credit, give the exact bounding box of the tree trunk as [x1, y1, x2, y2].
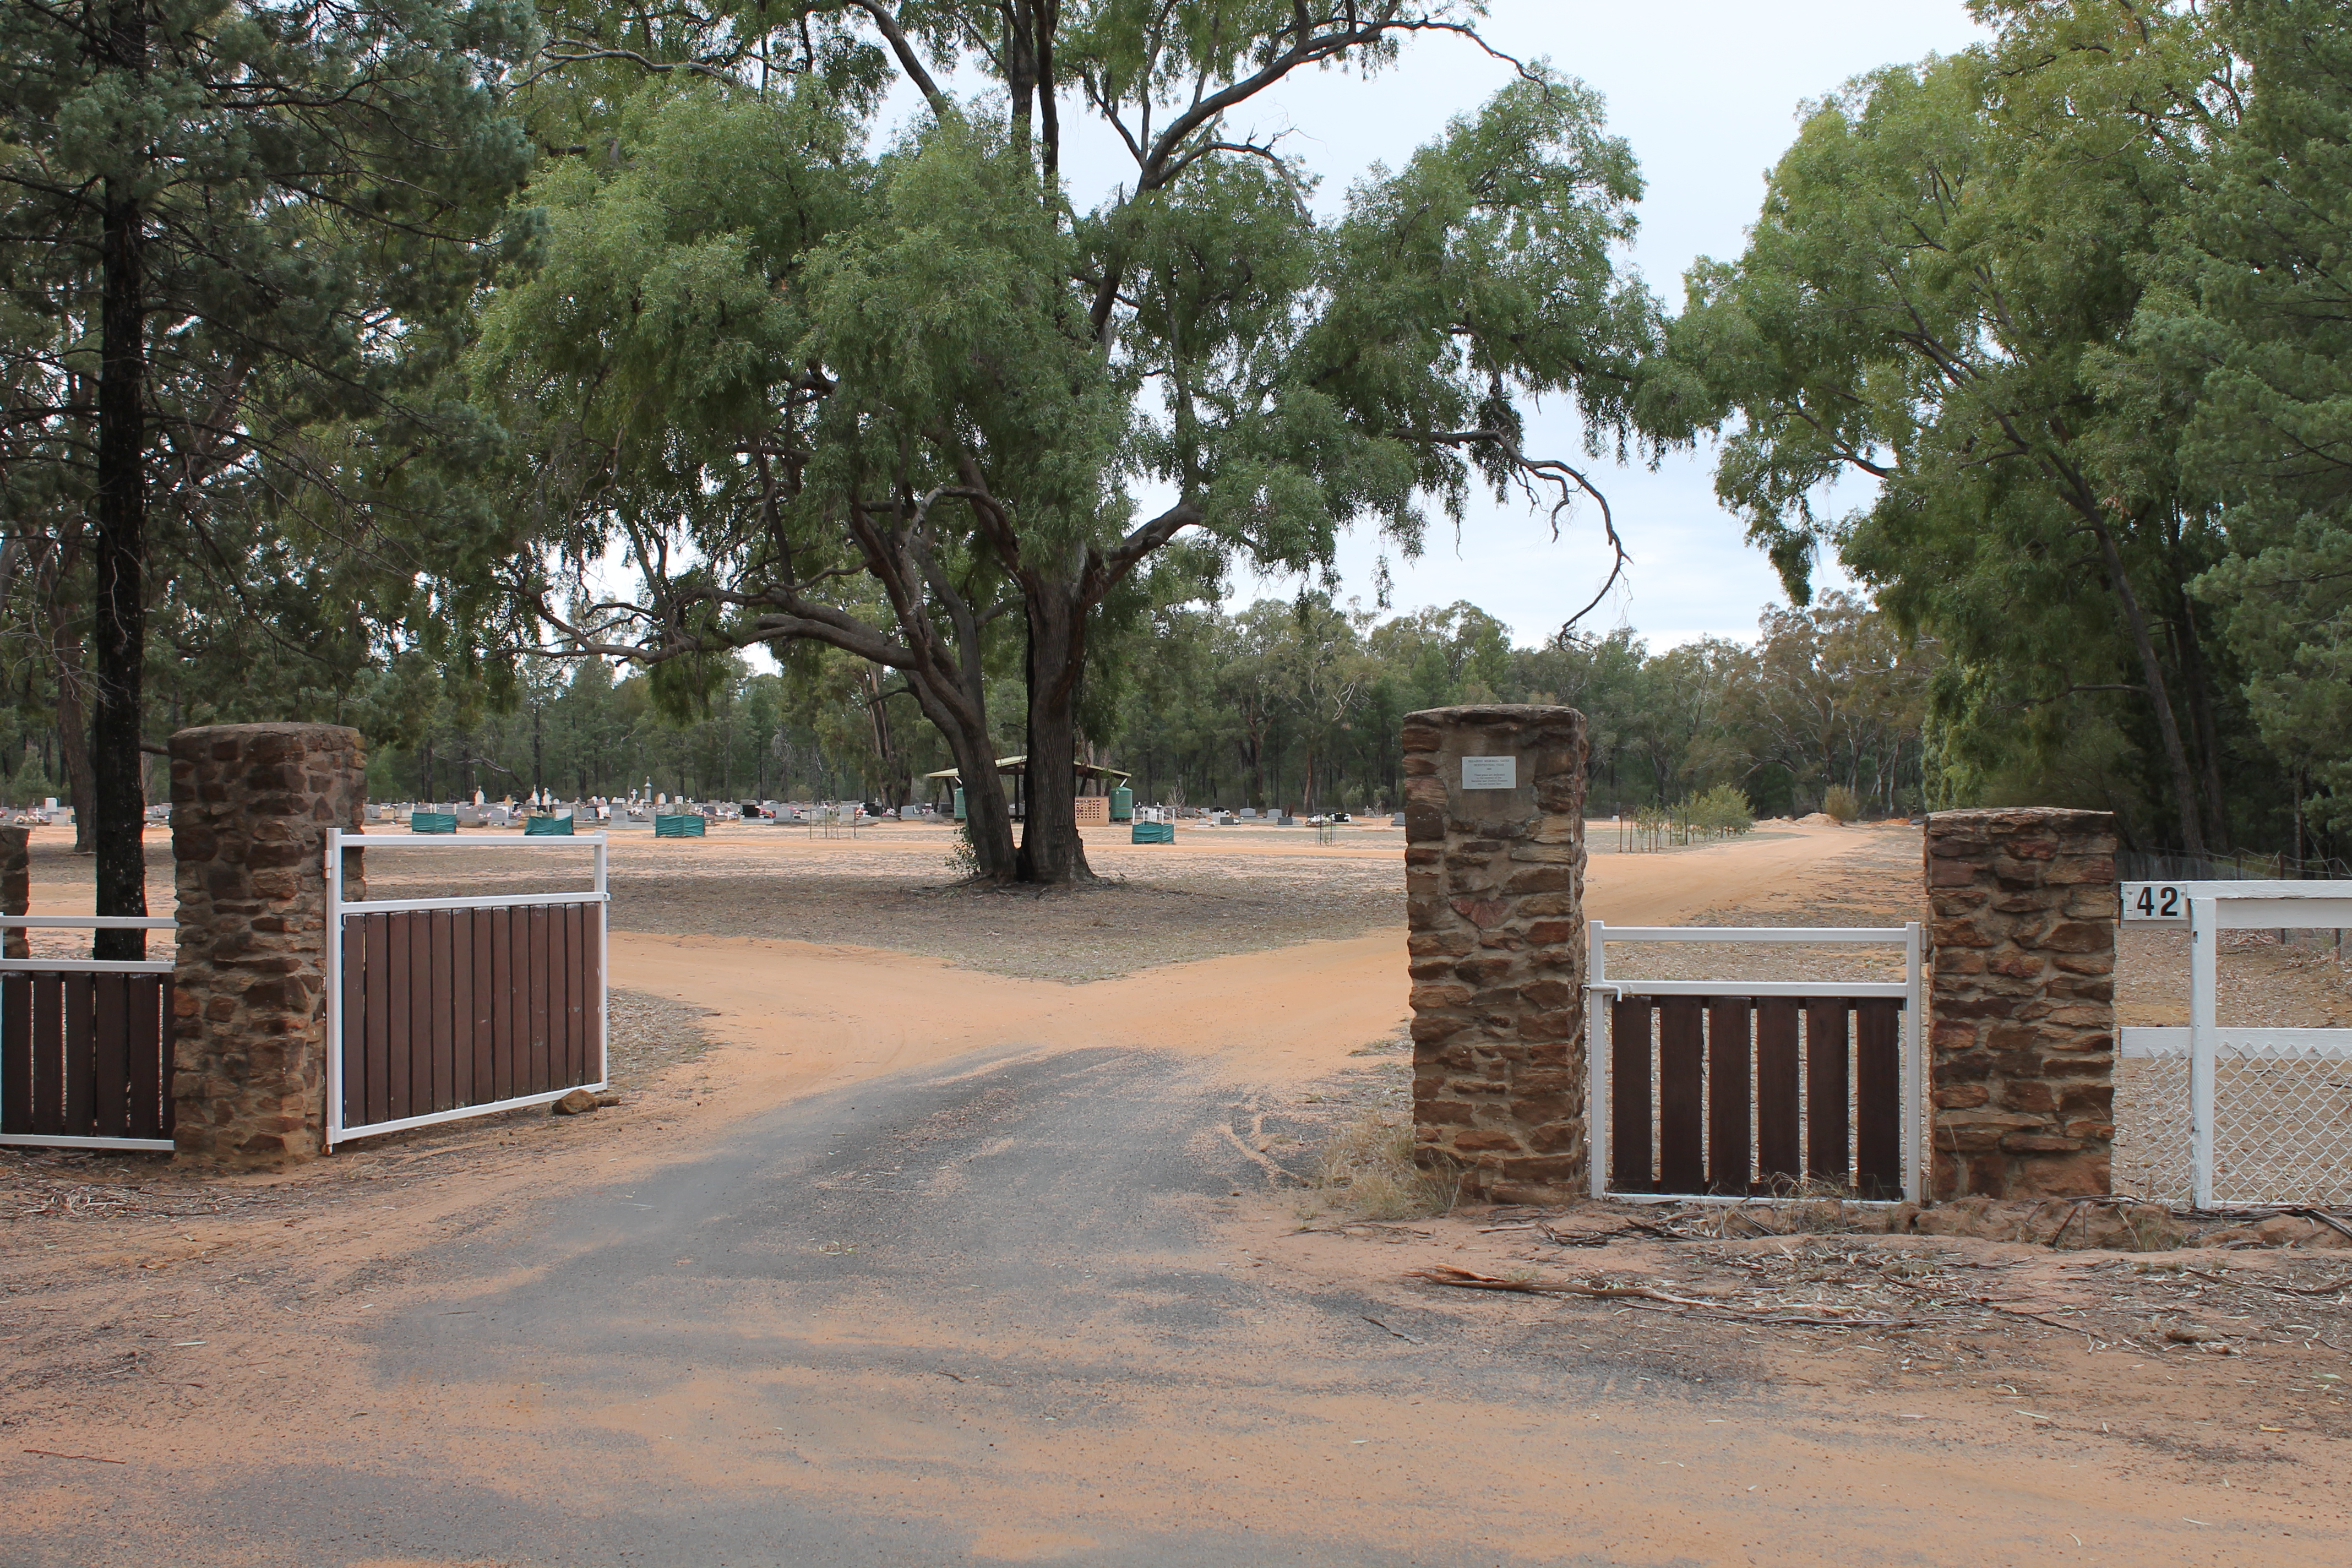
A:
[2173, 598, 2231, 850]
[898, 665, 1015, 880]
[48, 616, 98, 856]
[92, 106, 149, 959]
[864, 667, 913, 808]
[2098, 515, 2201, 860]
[1016, 582, 1092, 884]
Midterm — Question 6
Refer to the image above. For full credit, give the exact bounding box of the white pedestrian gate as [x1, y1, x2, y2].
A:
[2120, 880, 2352, 1207]
[1586, 923, 1925, 1204]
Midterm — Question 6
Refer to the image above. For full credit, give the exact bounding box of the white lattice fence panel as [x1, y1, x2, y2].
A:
[2212, 1042, 2352, 1207]
[2113, 1052, 2192, 1205]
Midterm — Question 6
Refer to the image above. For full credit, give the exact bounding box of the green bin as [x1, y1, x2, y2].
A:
[1131, 821, 1173, 845]
[410, 812, 457, 834]
[655, 813, 706, 837]
[524, 814, 575, 836]
[954, 787, 966, 822]
[1109, 786, 1134, 822]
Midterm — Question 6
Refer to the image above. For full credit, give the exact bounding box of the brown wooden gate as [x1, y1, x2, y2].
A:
[1606, 994, 1907, 1199]
[0, 967, 177, 1151]
[1588, 922, 1923, 1202]
[332, 900, 605, 1143]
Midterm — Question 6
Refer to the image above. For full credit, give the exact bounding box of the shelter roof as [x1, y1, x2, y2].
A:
[921, 755, 1133, 784]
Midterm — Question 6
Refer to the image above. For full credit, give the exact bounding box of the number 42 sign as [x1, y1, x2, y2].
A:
[2122, 883, 2188, 923]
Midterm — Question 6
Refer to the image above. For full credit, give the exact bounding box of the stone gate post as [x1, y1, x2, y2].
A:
[1924, 808, 2117, 1199]
[1404, 705, 1589, 1204]
[0, 824, 27, 959]
[170, 724, 366, 1164]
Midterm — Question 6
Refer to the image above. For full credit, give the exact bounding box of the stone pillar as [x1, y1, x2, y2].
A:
[0, 825, 27, 958]
[170, 724, 366, 1164]
[1404, 705, 1588, 1204]
[1924, 808, 2117, 1200]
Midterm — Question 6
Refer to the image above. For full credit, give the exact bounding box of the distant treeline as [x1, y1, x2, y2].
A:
[370, 591, 1931, 822]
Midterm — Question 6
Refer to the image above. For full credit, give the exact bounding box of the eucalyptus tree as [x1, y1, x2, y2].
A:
[0, 0, 536, 950]
[486, 1, 1658, 883]
[1638, 1, 2245, 850]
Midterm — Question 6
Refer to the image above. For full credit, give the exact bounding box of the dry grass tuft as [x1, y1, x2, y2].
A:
[1669, 1177, 1895, 1239]
[1311, 1110, 1457, 1220]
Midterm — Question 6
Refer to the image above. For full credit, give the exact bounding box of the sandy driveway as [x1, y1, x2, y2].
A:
[602, 821, 1894, 1103]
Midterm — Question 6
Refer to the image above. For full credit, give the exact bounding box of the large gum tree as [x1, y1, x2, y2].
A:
[487, 1, 1658, 883]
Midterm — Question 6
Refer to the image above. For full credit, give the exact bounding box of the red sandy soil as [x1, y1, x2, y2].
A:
[2, 821, 2346, 1564]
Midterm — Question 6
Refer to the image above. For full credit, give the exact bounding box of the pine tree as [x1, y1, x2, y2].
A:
[0, 0, 537, 951]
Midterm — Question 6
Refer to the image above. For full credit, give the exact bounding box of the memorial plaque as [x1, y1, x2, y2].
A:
[1460, 755, 1517, 791]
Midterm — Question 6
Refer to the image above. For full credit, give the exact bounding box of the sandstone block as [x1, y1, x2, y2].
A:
[1925, 808, 2116, 1200]
[1406, 704, 1588, 1201]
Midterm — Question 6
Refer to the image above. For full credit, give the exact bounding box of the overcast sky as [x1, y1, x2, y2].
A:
[843, 4, 1988, 660]
[1145, 1, 1991, 648]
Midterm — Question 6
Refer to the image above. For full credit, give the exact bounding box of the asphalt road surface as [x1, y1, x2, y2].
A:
[15, 1039, 2326, 1566]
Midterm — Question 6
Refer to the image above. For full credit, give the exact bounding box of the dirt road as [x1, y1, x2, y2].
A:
[4, 823, 2346, 1565]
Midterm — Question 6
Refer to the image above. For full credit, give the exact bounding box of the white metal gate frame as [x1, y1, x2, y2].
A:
[1585, 921, 1926, 1205]
[2120, 879, 2352, 1208]
[0, 914, 178, 1151]
[325, 829, 610, 1148]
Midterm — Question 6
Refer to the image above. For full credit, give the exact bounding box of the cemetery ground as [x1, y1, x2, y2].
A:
[3, 821, 2350, 1564]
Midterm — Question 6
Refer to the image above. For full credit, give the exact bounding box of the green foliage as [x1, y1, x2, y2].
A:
[0, 0, 540, 791]
[370, 587, 1934, 829]
[1629, 803, 1674, 851]
[466, 4, 1662, 882]
[2131, 0, 2352, 835]
[1820, 784, 1861, 825]
[1689, 783, 1755, 837]
[944, 820, 981, 879]
[1642, 0, 2257, 851]
[1106, 591, 1930, 818]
